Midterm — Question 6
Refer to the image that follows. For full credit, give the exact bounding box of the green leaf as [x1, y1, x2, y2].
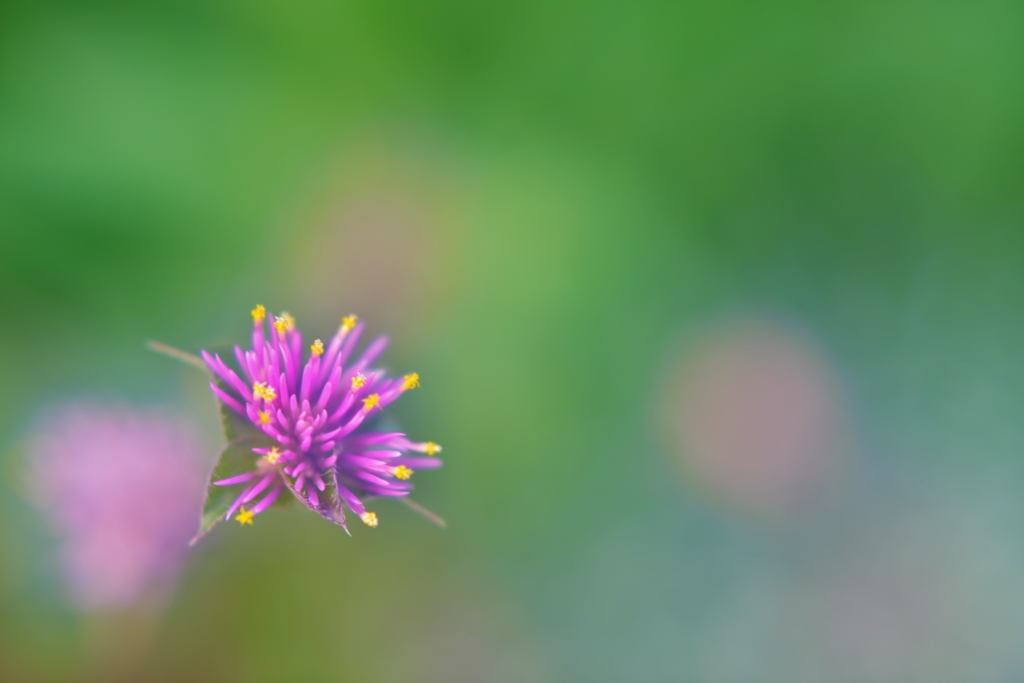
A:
[196, 344, 260, 444]
[218, 391, 264, 442]
[151, 341, 287, 539]
[273, 487, 295, 509]
[190, 434, 275, 545]
[282, 467, 349, 534]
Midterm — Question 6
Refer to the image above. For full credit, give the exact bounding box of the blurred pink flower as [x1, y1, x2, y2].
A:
[26, 404, 206, 610]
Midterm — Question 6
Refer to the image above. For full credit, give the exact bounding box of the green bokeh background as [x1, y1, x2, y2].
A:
[2, 2, 1024, 681]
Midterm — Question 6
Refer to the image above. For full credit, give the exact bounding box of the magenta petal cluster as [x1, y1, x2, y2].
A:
[202, 307, 442, 529]
[26, 405, 206, 610]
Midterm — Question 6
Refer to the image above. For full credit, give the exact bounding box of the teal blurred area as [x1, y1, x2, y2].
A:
[2, 1, 1024, 681]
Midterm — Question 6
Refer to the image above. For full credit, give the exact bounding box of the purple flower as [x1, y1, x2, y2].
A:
[202, 306, 443, 530]
[26, 405, 206, 610]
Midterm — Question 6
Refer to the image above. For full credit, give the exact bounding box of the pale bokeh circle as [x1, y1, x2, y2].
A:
[664, 319, 846, 515]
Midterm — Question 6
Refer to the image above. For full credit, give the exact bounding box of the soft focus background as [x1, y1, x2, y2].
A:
[2, 2, 1024, 681]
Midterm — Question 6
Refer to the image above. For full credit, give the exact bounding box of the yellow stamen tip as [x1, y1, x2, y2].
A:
[251, 304, 266, 323]
[362, 394, 380, 411]
[341, 314, 358, 333]
[351, 374, 367, 390]
[402, 373, 420, 391]
[425, 442, 442, 456]
[273, 317, 289, 334]
[253, 382, 277, 402]
[311, 339, 324, 357]
[280, 312, 295, 329]
[258, 410, 271, 425]
[361, 511, 378, 527]
[392, 465, 413, 480]
[235, 506, 255, 526]
[263, 447, 281, 465]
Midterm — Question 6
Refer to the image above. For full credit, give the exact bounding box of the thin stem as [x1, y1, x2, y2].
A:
[397, 496, 447, 528]
[147, 340, 208, 373]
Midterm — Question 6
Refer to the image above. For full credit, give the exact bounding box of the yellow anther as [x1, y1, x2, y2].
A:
[351, 374, 367, 390]
[311, 339, 324, 357]
[360, 511, 378, 527]
[362, 394, 380, 412]
[273, 316, 289, 334]
[402, 373, 420, 391]
[253, 382, 277, 402]
[341, 314, 358, 333]
[392, 465, 413, 480]
[280, 312, 295, 330]
[425, 442, 442, 456]
[251, 304, 266, 323]
[258, 410, 271, 425]
[263, 447, 281, 465]
[235, 506, 255, 526]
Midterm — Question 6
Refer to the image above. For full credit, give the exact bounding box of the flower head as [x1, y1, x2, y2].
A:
[26, 405, 206, 609]
[201, 307, 443, 530]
